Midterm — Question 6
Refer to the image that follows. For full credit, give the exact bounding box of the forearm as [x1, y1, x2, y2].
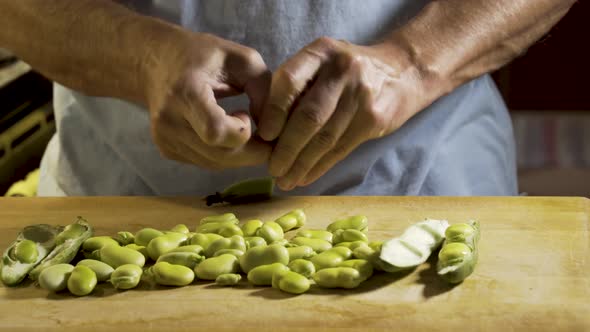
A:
[0, 0, 187, 105]
[384, 0, 577, 96]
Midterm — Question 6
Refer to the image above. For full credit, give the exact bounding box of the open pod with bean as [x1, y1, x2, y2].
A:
[0, 209, 481, 296]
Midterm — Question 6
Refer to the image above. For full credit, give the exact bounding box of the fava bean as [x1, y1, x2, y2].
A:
[170, 224, 190, 234]
[272, 270, 310, 294]
[13, 239, 38, 264]
[274, 209, 306, 232]
[151, 262, 194, 286]
[247, 263, 289, 286]
[239, 244, 289, 274]
[213, 249, 244, 258]
[77, 259, 114, 282]
[170, 245, 204, 255]
[326, 215, 368, 233]
[339, 259, 373, 281]
[312, 267, 362, 289]
[110, 264, 142, 290]
[189, 233, 224, 251]
[204, 235, 246, 258]
[286, 245, 316, 262]
[287, 259, 315, 278]
[241, 220, 263, 237]
[215, 273, 241, 286]
[332, 229, 368, 244]
[437, 221, 480, 284]
[100, 244, 145, 268]
[335, 241, 368, 250]
[82, 236, 119, 252]
[146, 233, 188, 261]
[256, 221, 284, 244]
[38, 263, 74, 292]
[156, 251, 204, 269]
[195, 254, 239, 280]
[125, 244, 149, 260]
[67, 265, 97, 296]
[310, 247, 353, 270]
[295, 229, 333, 243]
[114, 232, 135, 245]
[199, 213, 238, 225]
[244, 236, 267, 249]
[134, 228, 164, 247]
[290, 237, 332, 253]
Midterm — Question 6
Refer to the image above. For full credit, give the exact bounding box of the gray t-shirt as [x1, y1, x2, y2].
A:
[38, 0, 518, 197]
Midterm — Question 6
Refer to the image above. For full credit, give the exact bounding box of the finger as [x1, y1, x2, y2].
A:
[276, 86, 359, 190]
[181, 81, 252, 148]
[257, 47, 325, 141]
[268, 62, 349, 178]
[298, 89, 378, 187]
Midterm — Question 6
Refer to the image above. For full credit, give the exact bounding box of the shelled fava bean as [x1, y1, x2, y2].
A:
[29, 209, 476, 297]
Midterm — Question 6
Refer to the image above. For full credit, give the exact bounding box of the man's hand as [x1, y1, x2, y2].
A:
[147, 32, 272, 170]
[257, 37, 435, 190]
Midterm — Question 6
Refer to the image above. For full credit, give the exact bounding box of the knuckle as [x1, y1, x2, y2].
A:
[312, 36, 337, 50]
[201, 120, 225, 146]
[313, 129, 337, 149]
[275, 68, 300, 92]
[242, 47, 264, 67]
[335, 52, 363, 73]
[329, 143, 348, 157]
[298, 103, 326, 128]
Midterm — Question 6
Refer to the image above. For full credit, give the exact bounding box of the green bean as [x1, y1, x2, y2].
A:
[274, 209, 306, 232]
[38, 263, 74, 292]
[199, 213, 238, 225]
[287, 259, 315, 278]
[156, 251, 204, 269]
[189, 233, 224, 251]
[194, 254, 239, 280]
[77, 259, 114, 282]
[146, 233, 188, 261]
[170, 245, 204, 255]
[67, 265, 97, 296]
[312, 267, 362, 289]
[339, 259, 373, 282]
[215, 273, 242, 286]
[256, 221, 284, 244]
[82, 236, 120, 252]
[100, 244, 146, 268]
[272, 270, 310, 294]
[134, 228, 164, 247]
[13, 239, 38, 264]
[244, 236, 267, 249]
[295, 229, 333, 243]
[170, 224, 190, 234]
[326, 215, 368, 233]
[124, 244, 149, 260]
[241, 220, 263, 237]
[150, 262, 195, 286]
[213, 249, 244, 258]
[247, 263, 289, 286]
[114, 231, 135, 245]
[110, 264, 142, 290]
[437, 221, 480, 284]
[332, 229, 368, 244]
[239, 244, 289, 274]
[310, 247, 353, 270]
[286, 245, 316, 262]
[290, 237, 332, 253]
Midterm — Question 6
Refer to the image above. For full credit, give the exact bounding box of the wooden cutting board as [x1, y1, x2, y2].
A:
[0, 196, 588, 332]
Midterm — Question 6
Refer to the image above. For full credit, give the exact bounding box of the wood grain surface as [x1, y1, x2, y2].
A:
[0, 196, 588, 332]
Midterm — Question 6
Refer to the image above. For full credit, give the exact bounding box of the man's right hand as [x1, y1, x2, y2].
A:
[144, 31, 272, 170]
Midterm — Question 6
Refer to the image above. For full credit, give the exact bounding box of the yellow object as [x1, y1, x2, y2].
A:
[5, 168, 39, 197]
